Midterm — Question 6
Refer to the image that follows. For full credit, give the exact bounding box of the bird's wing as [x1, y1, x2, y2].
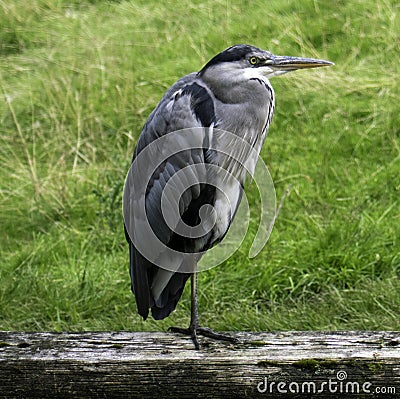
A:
[125, 73, 218, 320]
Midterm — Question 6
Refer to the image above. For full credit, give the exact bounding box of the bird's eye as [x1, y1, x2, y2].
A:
[249, 56, 259, 65]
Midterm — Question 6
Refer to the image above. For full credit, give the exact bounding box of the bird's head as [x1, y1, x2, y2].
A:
[199, 44, 333, 83]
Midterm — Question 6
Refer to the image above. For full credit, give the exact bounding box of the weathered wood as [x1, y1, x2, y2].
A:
[1, 331, 399, 398]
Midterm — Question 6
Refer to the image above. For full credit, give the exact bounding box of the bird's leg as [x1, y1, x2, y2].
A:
[168, 273, 200, 349]
[190, 271, 200, 348]
[169, 272, 239, 349]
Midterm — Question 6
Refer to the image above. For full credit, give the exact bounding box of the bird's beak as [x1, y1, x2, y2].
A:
[269, 55, 334, 71]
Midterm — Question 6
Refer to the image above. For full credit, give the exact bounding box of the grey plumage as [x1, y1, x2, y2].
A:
[123, 44, 333, 344]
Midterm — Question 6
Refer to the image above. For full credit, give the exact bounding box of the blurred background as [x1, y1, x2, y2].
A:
[1, 0, 399, 332]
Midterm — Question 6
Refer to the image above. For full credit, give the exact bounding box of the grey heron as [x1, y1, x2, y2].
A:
[123, 44, 333, 349]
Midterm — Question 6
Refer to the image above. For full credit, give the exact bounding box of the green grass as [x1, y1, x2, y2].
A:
[1, 0, 399, 332]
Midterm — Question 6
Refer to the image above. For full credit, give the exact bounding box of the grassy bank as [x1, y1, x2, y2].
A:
[1, 0, 399, 332]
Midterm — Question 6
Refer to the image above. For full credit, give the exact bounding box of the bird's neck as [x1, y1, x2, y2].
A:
[200, 71, 272, 105]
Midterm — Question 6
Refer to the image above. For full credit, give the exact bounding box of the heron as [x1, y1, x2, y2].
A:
[123, 44, 333, 349]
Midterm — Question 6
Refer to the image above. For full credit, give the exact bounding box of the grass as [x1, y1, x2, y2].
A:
[0, 0, 399, 333]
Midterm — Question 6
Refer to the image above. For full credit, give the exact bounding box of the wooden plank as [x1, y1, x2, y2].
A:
[1, 331, 399, 398]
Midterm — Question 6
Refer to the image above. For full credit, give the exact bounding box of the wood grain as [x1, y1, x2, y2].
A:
[1, 331, 399, 398]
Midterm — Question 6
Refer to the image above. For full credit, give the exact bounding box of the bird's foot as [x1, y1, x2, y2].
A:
[168, 325, 239, 350]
